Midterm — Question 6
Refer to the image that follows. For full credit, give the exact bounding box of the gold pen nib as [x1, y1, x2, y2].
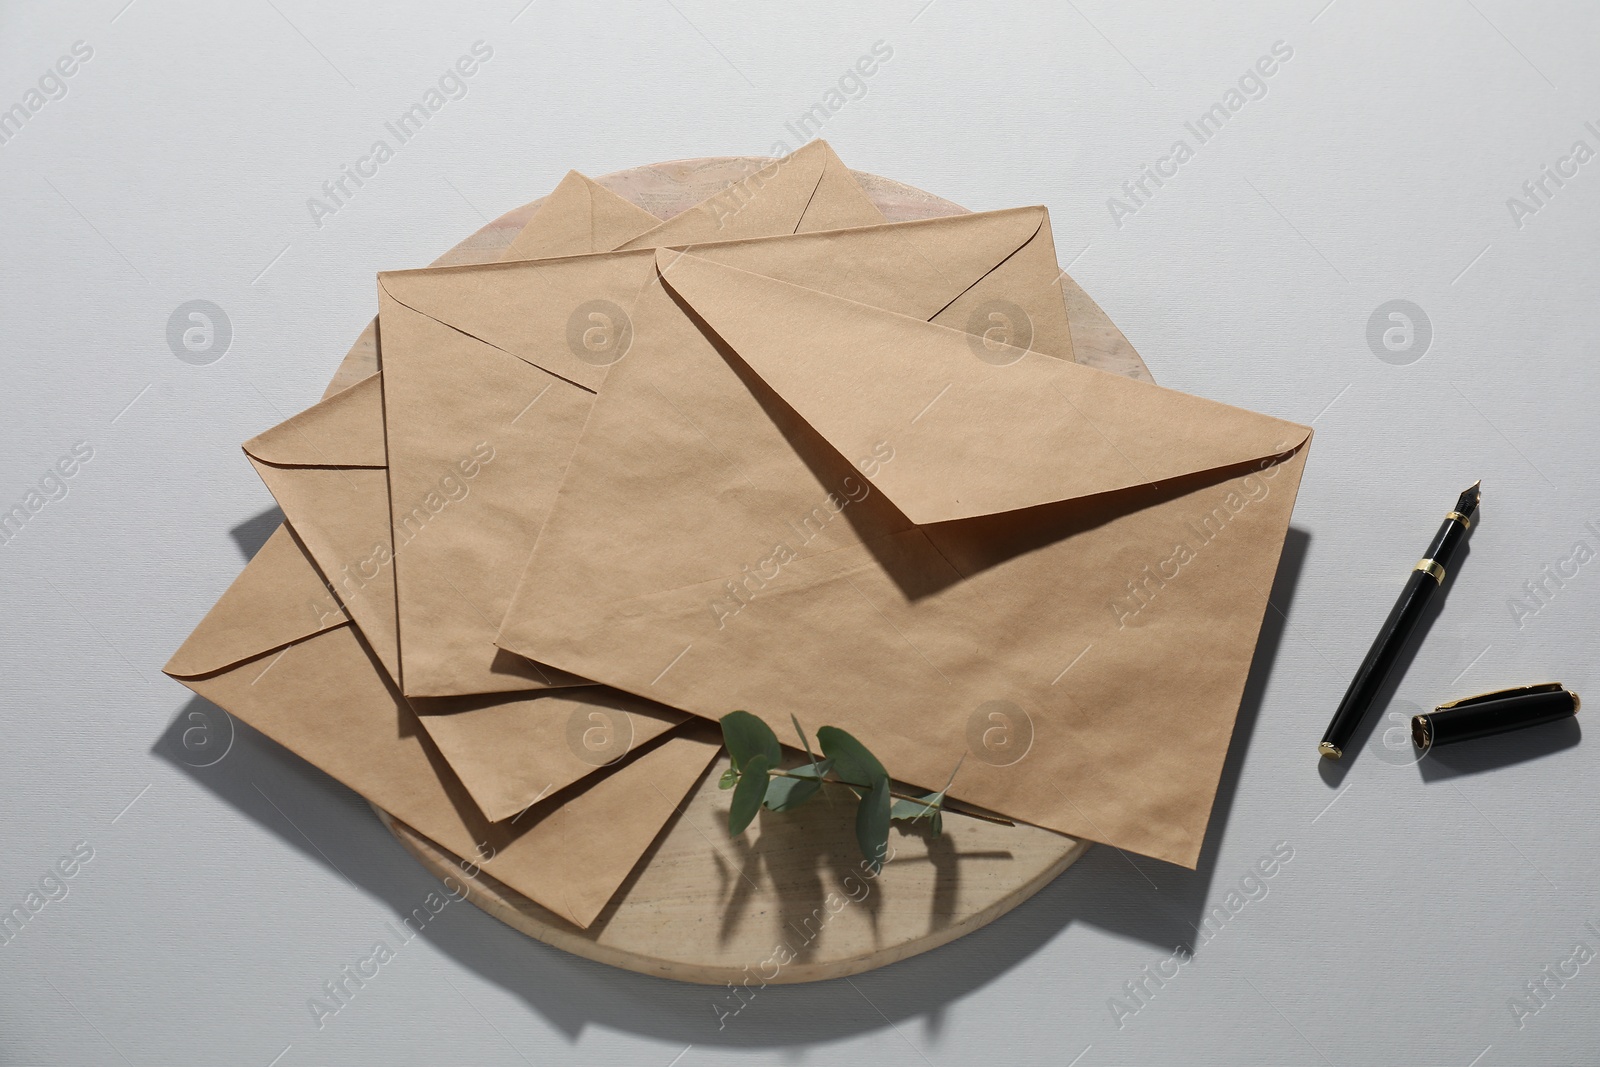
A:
[1455, 480, 1481, 517]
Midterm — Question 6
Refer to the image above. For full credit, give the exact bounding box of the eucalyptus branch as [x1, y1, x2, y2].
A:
[764, 767, 1010, 826]
[718, 710, 1000, 869]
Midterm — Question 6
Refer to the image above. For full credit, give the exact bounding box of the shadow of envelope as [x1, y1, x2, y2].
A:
[494, 251, 1314, 870]
[162, 523, 720, 929]
[376, 205, 1075, 699]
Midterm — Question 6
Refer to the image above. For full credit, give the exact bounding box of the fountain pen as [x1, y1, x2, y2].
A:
[1319, 481, 1481, 760]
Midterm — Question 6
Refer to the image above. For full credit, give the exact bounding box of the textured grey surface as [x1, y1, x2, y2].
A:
[2, 1, 1597, 1064]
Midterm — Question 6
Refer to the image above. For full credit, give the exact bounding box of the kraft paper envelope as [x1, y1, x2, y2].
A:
[495, 250, 1313, 869]
[508, 139, 884, 258]
[163, 159, 876, 920]
[615, 137, 885, 250]
[240, 375, 403, 679]
[163, 523, 721, 928]
[239, 164, 669, 690]
[241, 378, 688, 821]
[241, 153, 891, 817]
[238, 167, 698, 816]
[376, 205, 1075, 699]
[504, 169, 661, 261]
[369, 141, 886, 698]
[241, 391, 681, 820]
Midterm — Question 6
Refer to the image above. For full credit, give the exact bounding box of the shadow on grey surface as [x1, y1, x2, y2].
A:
[230, 507, 284, 560]
[1318, 540, 1470, 789]
[1418, 714, 1581, 781]
[1049, 526, 1313, 960]
[150, 525, 1307, 1048]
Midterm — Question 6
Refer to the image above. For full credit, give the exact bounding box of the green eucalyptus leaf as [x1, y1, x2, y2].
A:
[721, 711, 781, 773]
[818, 725, 887, 788]
[786, 758, 832, 779]
[764, 774, 821, 812]
[728, 754, 770, 835]
[855, 776, 891, 873]
[931, 810, 943, 836]
[718, 768, 739, 790]
[762, 758, 832, 811]
[790, 713, 821, 770]
[890, 793, 942, 822]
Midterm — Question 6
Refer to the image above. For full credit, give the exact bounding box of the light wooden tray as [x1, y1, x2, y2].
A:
[321, 157, 1152, 985]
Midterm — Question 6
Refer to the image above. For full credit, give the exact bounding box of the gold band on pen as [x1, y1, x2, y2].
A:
[1411, 714, 1432, 749]
[1415, 558, 1445, 584]
[1318, 741, 1342, 760]
[1445, 510, 1472, 529]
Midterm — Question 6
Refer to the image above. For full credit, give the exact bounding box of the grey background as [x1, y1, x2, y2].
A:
[2, 0, 1596, 1064]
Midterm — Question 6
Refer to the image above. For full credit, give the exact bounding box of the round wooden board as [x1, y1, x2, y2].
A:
[319, 156, 1153, 985]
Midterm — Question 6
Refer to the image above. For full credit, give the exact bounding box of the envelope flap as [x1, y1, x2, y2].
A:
[164, 524, 347, 678]
[413, 687, 687, 822]
[247, 458, 402, 684]
[243, 375, 387, 468]
[793, 141, 889, 233]
[503, 170, 661, 262]
[676, 207, 1049, 324]
[656, 250, 1311, 524]
[615, 140, 834, 250]
[377, 250, 657, 393]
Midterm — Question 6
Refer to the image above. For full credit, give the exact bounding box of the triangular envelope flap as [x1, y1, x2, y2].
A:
[615, 140, 832, 250]
[414, 686, 687, 823]
[176, 620, 721, 929]
[164, 525, 346, 678]
[794, 143, 888, 232]
[931, 210, 1075, 364]
[247, 458, 402, 683]
[243, 375, 387, 468]
[673, 207, 1048, 325]
[504, 170, 661, 262]
[376, 208, 1047, 397]
[376, 289, 592, 697]
[656, 251, 1311, 525]
[377, 249, 658, 393]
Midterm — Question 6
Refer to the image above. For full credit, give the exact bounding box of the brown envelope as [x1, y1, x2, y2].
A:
[376, 206, 1075, 699]
[239, 170, 693, 816]
[241, 155, 897, 818]
[162, 524, 348, 678]
[495, 250, 1312, 869]
[240, 375, 403, 679]
[163, 519, 720, 928]
[501, 141, 884, 259]
[167, 161, 894, 922]
[241, 164, 673, 693]
[504, 169, 661, 261]
[370, 142, 886, 698]
[614, 138, 885, 250]
[239, 385, 687, 821]
[412, 686, 688, 822]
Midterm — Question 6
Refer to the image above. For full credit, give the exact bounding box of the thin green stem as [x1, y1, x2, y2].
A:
[766, 769, 1011, 826]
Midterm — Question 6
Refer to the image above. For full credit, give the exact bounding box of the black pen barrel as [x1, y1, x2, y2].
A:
[1423, 510, 1470, 572]
[1319, 498, 1475, 760]
[1320, 569, 1438, 758]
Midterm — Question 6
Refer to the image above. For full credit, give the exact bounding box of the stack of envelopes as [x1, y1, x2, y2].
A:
[166, 141, 1311, 931]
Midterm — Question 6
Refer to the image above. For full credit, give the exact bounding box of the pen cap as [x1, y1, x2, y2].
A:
[1411, 684, 1579, 749]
